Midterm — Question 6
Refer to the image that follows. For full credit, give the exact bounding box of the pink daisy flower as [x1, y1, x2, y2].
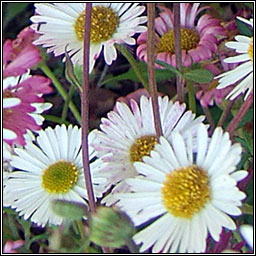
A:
[3, 28, 53, 147]
[3, 26, 42, 78]
[137, 3, 226, 67]
[196, 64, 233, 107]
[3, 73, 53, 147]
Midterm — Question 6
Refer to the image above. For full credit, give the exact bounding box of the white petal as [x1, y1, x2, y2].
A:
[240, 225, 253, 250]
[3, 128, 17, 140]
[3, 98, 21, 108]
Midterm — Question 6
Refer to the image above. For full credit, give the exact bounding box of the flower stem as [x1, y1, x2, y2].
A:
[39, 62, 81, 124]
[126, 239, 139, 253]
[147, 3, 163, 138]
[43, 115, 69, 125]
[226, 92, 253, 137]
[76, 220, 86, 241]
[187, 80, 196, 113]
[61, 84, 76, 123]
[217, 100, 235, 128]
[202, 106, 215, 133]
[173, 3, 184, 103]
[115, 44, 149, 89]
[82, 3, 96, 213]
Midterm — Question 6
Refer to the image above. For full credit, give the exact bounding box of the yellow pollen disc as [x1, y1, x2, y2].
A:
[162, 165, 211, 219]
[3, 90, 15, 99]
[74, 6, 119, 43]
[42, 160, 79, 194]
[157, 28, 200, 53]
[130, 135, 158, 162]
[248, 37, 253, 62]
[3, 109, 13, 115]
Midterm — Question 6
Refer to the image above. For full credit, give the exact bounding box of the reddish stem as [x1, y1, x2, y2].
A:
[147, 3, 163, 138]
[173, 3, 184, 103]
[226, 92, 253, 138]
[82, 3, 96, 213]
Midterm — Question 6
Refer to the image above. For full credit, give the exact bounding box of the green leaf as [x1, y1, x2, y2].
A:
[236, 19, 253, 37]
[74, 65, 84, 86]
[155, 60, 182, 76]
[241, 203, 253, 215]
[183, 69, 214, 83]
[51, 200, 88, 221]
[101, 61, 174, 86]
[235, 130, 253, 157]
[65, 46, 82, 91]
[4, 3, 29, 26]
[244, 3, 254, 9]
[237, 107, 253, 129]
[17, 217, 31, 241]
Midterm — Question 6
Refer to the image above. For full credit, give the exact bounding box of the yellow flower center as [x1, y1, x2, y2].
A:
[157, 28, 200, 53]
[42, 160, 79, 194]
[248, 37, 253, 62]
[74, 6, 119, 43]
[162, 165, 211, 219]
[3, 90, 15, 99]
[3, 90, 15, 122]
[130, 135, 158, 162]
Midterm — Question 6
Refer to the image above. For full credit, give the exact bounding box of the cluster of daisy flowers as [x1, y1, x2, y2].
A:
[3, 2, 253, 254]
[30, 3, 147, 73]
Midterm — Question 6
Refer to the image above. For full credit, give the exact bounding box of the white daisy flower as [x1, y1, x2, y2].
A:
[240, 224, 253, 250]
[4, 124, 108, 227]
[30, 3, 147, 73]
[115, 124, 247, 253]
[216, 17, 253, 100]
[90, 96, 206, 204]
[3, 132, 35, 207]
[3, 142, 15, 207]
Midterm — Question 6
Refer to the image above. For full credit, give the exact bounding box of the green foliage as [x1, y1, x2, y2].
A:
[244, 2, 254, 9]
[237, 107, 253, 129]
[183, 69, 214, 83]
[101, 61, 175, 86]
[155, 60, 182, 76]
[235, 130, 253, 158]
[155, 60, 214, 83]
[65, 47, 82, 91]
[236, 19, 253, 37]
[51, 200, 88, 221]
[3, 3, 30, 28]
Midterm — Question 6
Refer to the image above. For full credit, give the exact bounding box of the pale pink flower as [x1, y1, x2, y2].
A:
[3, 26, 41, 78]
[3, 240, 24, 253]
[137, 3, 226, 68]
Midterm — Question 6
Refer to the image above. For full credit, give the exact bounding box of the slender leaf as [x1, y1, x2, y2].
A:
[155, 60, 182, 76]
[184, 69, 214, 83]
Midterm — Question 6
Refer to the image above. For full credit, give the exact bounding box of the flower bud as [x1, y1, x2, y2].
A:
[89, 206, 136, 248]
